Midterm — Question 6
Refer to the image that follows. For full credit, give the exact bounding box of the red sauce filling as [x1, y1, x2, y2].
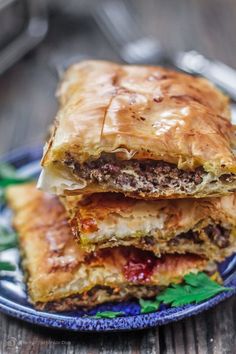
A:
[123, 248, 158, 283]
[80, 217, 98, 233]
[87, 246, 202, 283]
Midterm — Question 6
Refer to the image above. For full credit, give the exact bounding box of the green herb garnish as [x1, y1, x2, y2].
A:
[0, 261, 16, 271]
[0, 163, 27, 271]
[0, 188, 5, 205]
[139, 298, 161, 313]
[0, 162, 32, 188]
[157, 272, 231, 307]
[0, 225, 17, 271]
[139, 272, 232, 313]
[0, 162, 32, 207]
[92, 311, 124, 319]
[0, 163, 19, 179]
[0, 224, 17, 270]
[0, 225, 17, 251]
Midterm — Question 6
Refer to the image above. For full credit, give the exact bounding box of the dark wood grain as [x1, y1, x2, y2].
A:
[0, 1, 236, 353]
[1, 298, 236, 353]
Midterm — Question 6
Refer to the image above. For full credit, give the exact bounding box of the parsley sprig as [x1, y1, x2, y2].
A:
[0, 162, 32, 205]
[0, 162, 27, 271]
[0, 224, 18, 271]
[0, 162, 32, 187]
[139, 298, 161, 314]
[139, 272, 231, 313]
[0, 224, 17, 251]
[83, 273, 231, 319]
[91, 311, 124, 319]
[0, 261, 16, 271]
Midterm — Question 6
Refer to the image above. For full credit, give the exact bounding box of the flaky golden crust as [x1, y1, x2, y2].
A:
[65, 192, 236, 230]
[63, 192, 236, 261]
[6, 184, 207, 309]
[41, 60, 234, 170]
[59, 182, 236, 200]
[38, 60, 236, 198]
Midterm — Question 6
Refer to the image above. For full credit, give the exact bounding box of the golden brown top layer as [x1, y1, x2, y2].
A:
[42, 60, 236, 174]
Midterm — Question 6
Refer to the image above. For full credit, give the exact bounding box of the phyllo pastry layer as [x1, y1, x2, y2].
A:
[38, 60, 236, 199]
[7, 184, 208, 311]
[63, 192, 236, 261]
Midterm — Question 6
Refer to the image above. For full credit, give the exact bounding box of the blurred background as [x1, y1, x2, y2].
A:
[0, 0, 236, 156]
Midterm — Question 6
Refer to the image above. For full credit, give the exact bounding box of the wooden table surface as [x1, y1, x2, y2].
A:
[0, 0, 236, 353]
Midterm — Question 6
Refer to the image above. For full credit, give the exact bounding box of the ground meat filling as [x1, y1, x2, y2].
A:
[168, 230, 204, 246]
[37, 285, 161, 311]
[64, 155, 206, 194]
[168, 225, 230, 249]
[204, 224, 230, 248]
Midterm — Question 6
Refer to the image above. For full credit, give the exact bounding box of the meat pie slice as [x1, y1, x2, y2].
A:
[63, 193, 236, 262]
[38, 60, 236, 199]
[6, 184, 209, 311]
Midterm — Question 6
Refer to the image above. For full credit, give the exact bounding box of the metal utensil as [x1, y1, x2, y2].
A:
[0, 0, 48, 75]
[93, 0, 236, 100]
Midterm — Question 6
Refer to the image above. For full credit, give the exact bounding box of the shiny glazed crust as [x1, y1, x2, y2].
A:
[38, 60, 236, 197]
[6, 184, 207, 309]
[63, 192, 236, 260]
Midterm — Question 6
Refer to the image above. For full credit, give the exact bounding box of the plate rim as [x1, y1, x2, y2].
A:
[0, 288, 235, 332]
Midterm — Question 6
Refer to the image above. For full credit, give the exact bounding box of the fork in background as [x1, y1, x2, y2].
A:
[93, 0, 236, 101]
[93, 0, 164, 65]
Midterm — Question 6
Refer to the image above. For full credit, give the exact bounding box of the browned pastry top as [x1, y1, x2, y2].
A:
[42, 60, 235, 173]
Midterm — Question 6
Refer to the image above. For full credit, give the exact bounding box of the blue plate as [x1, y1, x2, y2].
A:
[0, 146, 236, 332]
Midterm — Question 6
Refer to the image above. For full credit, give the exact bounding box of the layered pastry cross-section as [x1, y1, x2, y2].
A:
[63, 192, 236, 261]
[38, 60, 236, 199]
[6, 184, 210, 311]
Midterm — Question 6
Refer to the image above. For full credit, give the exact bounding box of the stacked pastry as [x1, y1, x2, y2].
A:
[7, 61, 236, 311]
